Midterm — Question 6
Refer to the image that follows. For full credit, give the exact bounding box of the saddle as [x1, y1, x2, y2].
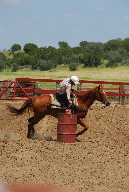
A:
[56, 92, 69, 108]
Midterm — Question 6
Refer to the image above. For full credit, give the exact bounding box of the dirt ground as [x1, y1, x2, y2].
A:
[0, 101, 129, 192]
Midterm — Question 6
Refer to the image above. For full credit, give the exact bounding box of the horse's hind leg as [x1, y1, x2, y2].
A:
[27, 117, 36, 139]
[27, 113, 45, 139]
[76, 118, 88, 137]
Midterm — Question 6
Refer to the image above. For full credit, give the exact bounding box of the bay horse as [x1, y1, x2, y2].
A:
[8, 85, 110, 140]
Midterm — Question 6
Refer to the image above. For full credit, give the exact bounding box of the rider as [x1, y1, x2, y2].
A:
[56, 75, 80, 109]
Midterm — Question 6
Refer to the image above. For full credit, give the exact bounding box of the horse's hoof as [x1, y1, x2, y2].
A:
[27, 132, 38, 139]
[29, 133, 39, 140]
[31, 136, 37, 140]
[27, 135, 32, 139]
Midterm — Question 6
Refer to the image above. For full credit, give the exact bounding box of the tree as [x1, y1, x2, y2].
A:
[106, 50, 122, 67]
[80, 52, 101, 67]
[11, 63, 18, 72]
[11, 44, 21, 52]
[13, 52, 37, 70]
[0, 52, 6, 71]
[122, 38, 129, 52]
[69, 63, 78, 71]
[39, 59, 56, 71]
[79, 41, 88, 49]
[57, 42, 72, 64]
[58, 41, 70, 49]
[39, 46, 58, 67]
[23, 43, 38, 55]
[104, 38, 122, 51]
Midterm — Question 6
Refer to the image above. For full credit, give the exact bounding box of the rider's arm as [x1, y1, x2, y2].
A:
[66, 85, 72, 103]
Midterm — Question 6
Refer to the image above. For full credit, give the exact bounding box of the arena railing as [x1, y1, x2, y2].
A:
[0, 78, 129, 104]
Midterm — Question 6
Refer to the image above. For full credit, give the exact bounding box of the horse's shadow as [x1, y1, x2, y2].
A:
[43, 135, 81, 142]
[28, 132, 82, 142]
[31, 133, 81, 142]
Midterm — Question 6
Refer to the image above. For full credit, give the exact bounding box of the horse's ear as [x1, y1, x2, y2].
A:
[96, 85, 101, 91]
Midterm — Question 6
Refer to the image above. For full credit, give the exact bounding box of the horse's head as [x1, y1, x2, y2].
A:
[95, 85, 110, 106]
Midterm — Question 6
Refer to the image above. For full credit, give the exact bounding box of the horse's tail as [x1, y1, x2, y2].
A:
[7, 98, 32, 115]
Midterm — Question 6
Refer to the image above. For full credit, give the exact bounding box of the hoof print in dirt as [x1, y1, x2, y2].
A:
[43, 135, 54, 141]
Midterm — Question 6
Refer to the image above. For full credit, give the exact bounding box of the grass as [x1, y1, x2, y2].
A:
[0, 66, 129, 82]
[0, 66, 129, 90]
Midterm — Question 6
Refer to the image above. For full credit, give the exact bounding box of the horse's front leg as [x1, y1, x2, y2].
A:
[76, 118, 88, 137]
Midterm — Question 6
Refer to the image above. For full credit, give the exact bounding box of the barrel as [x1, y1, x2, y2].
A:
[57, 110, 77, 143]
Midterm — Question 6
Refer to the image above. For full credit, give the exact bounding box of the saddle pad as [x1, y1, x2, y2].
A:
[50, 94, 61, 108]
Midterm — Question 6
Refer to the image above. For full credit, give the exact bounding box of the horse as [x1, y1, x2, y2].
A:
[8, 85, 110, 140]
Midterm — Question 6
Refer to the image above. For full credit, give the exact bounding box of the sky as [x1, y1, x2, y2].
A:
[0, 0, 129, 50]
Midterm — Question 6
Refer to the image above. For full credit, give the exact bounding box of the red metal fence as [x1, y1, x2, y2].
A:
[0, 77, 129, 104]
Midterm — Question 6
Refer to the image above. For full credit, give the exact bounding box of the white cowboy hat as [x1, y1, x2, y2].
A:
[70, 76, 80, 85]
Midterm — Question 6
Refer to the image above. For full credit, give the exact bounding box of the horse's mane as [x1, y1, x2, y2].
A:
[74, 88, 96, 101]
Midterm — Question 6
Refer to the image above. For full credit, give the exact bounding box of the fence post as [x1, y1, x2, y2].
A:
[119, 84, 125, 105]
[12, 81, 16, 100]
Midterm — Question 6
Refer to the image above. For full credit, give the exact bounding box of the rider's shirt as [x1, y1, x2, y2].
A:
[60, 78, 73, 101]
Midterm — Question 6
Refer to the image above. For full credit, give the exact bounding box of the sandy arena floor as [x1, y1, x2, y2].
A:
[0, 101, 129, 192]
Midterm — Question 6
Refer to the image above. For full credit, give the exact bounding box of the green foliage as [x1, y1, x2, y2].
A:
[0, 62, 3, 71]
[39, 59, 55, 71]
[2, 38, 129, 71]
[12, 52, 37, 70]
[23, 43, 38, 55]
[0, 52, 6, 71]
[14, 52, 32, 65]
[104, 38, 122, 51]
[0, 52, 6, 61]
[11, 63, 18, 72]
[106, 50, 123, 67]
[80, 52, 101, 67]
[79, 41, 88, 49]
[58, 41, 70, 49]
[11, 44, 21, 52]
[69, 63, 78, 71]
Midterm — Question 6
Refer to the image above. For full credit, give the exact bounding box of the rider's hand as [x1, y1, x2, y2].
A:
[69, 99, 72, 104]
